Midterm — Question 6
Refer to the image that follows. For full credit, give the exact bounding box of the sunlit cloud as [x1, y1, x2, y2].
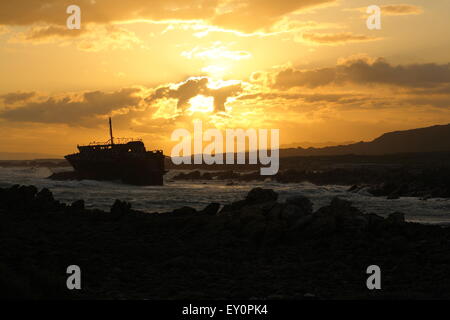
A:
[146, 76, 245, 115]
[271, 56, 450, 90]
[0, 25, 10, 35]
[181, 44, 251, 61]
[9, 24, 143, 52]
[0, 92, 36, 105]
[347, 4, 423, 16]
[300, 32, 383, 45]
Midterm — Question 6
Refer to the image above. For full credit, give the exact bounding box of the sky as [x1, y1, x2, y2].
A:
[0, 0, 450, 156]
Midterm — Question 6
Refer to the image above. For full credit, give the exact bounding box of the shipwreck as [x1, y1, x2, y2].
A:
[64, 118, 165, 185]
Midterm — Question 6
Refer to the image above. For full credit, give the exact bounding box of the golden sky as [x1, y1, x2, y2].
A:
[1, 0, 450, 156]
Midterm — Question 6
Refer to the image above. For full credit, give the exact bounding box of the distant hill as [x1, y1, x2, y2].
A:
[281, 141, 355, 149]
[279, 124, 450, 157]
[0, 152, 63, 160]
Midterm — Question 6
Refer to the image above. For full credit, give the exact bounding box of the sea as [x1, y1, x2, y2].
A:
[1, 166, 450, 225]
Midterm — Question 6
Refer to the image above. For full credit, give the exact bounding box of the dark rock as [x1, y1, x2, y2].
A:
[290, 214, 314, 231]
[33, 188, 58, 211]
[286, 195, 313, 215]
[303, 293, 317, 300]
[173, 170, 202, 180]
[329, 197, 352, 209]
[201, 203, 220, 215]
[202, 172, 213, 180]
[111, 200, 132, 215]
[387, 212, 405, 225]
[36, 188, 54, 203]
[245, 188, 278, 204]
[240, 206, 265, 225]
[71, 199, 85, 211]
[308, 197, 369, 233]
[4, 183, 450, 299]
[366, 213, 384, 225]
[266, 203, 284, 220]
[263, 220, 286, 245]
[219, 200, 247, 215]
[241, 219, 266, 244]
[280, 204, 305, 223]
[172, 206, 197, 215]
[19, 185, 38, 202]
[48, 171, 80, 181]
[248, 201, 277, 214]
[387, 194, 400, 200]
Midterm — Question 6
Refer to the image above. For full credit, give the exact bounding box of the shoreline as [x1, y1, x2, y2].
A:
[2, 165, 450, 224]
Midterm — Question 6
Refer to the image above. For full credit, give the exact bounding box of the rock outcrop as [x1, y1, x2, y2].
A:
[1, 185, 450, 300]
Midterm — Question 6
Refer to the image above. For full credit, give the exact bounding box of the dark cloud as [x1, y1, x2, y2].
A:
[239, 85, 450, 112]
[274, 58, 450, 89]
[381, 4, 423, 16]
[302, 32, 382, 45]
[0, 0, 335, 32]
[238, 91, 372, 107]
[211, 0, 335, 33]
[0, 0, 216, 26]
[0, 92, 36, 104]
[274, 67, 336, 88]
[19, 25, 87, 41]
[0, 88, 141, 126]
[146, 77, 242, 112]
[348, 4, 423, 16]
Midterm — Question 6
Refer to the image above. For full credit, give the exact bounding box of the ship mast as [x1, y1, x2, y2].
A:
[109, 117, 114, 145]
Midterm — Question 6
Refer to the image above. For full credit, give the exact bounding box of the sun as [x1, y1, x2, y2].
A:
[202, 64, 228, 78]
[188, 95, 215, 113]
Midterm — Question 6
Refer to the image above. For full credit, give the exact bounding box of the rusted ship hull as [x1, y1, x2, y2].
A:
[65, 154, 165, 185]
[64, 118, 165, 186]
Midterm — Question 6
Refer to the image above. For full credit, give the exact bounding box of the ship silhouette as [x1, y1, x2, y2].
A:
[65, 118, 165, 185]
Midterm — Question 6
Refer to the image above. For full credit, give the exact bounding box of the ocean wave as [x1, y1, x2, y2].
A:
[1, 166, 450, 224]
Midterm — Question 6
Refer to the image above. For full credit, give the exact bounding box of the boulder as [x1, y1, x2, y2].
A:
[366, 213, 384, 226]
[219, 200, 247, 215]
[18, 185, 38, 202]
[47, 171, 80, 181]
[201, 202, 221, 215]
[241, 219, 266, 244]
[110, 199, 132, 215]
[263, 220, 286, 245]
[387, 193, 400, 200]
[387, 212, 405, 225]
[34, 188, 58, 211]
[172, 206, 197, 215]
[329, 197, 352, 210]
[71, 199, 85, 211]
[266, 203, 284, 220]
[280, 204, 306, 223]
[36, 188, 54, 203]
[286, 195, 313, 215]
[245, 188, 278, 204]
[240, 206, 265, 225]
[290, 214, 314, 231]
[307, 197, 368, 233]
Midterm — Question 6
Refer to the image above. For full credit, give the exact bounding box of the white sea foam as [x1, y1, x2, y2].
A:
[1, 166, 450, 224]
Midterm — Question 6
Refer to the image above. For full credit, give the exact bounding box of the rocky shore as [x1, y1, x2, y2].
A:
[174, 167, 450, 199]
[1, 184, 450, 299]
